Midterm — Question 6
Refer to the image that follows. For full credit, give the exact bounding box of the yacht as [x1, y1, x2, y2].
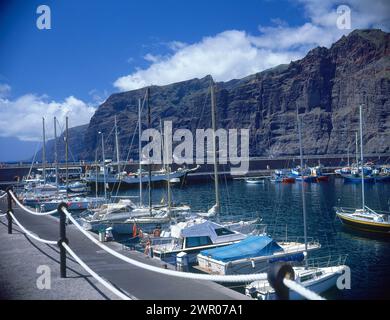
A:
[150, 217, 248, 264]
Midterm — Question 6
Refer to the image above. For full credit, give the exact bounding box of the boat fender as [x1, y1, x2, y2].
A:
[267, 262, 295, 300]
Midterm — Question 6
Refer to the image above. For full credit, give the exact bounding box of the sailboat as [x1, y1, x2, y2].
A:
[84, 112, 198, 188]
[336, 105, 390, 234]
[80, 89, 191, 234]
[245, 111, 347, 300]
[23, 117, 106, 212]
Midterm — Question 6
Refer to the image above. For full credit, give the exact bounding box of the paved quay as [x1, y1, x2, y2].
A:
[0, 197, 250, 300]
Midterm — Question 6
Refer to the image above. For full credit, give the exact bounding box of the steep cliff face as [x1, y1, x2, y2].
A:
[36, 124, 88, 162]
[51, 29, 390, 161]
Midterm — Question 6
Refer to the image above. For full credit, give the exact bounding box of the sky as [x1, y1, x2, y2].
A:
[0, 0, 389, 161]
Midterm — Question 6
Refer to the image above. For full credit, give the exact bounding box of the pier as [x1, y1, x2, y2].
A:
[0, 193, 251, 300]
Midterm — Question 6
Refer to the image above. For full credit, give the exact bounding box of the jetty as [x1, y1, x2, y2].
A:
[0, 194, 250, 300]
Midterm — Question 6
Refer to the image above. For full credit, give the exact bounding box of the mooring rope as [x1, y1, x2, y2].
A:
[283, 278, 325, 300]
[62, 207, 268, 283]
[61, 242, 132, 300]
[9, 191, 58, 216]
[8, 210, 57, 245]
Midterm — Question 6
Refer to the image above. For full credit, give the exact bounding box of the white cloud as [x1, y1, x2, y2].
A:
[0, 94, 95, 141]
[114, 0, 389, 92]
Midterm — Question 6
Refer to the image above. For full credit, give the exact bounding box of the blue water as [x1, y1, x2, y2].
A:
[112, 177, 390, 300]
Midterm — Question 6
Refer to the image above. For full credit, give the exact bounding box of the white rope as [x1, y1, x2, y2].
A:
[284, 278, 325, 300]
[8, 210, 57, 245]
[0, 192, 7, 199]
[61, 242, 131, 300]
[0, 214, 6, 217]
[9, 190, 58, 216]
[62, 207, 267, 283]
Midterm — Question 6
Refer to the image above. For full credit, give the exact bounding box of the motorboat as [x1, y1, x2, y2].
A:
[149, 217, 248, 265]
[196, 235, 320, 275]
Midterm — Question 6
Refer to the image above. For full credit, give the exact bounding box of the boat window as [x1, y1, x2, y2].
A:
[215, 228, 234, 236]
[300, 274, 314, 282]
[355, 215, 374, 220]
[185, 236, 213, 248]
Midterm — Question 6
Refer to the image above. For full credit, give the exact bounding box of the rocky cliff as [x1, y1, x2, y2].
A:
[44, 29, 390, 161]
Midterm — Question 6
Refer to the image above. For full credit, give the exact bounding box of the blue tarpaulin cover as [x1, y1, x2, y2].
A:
[200, 235, 283, 262]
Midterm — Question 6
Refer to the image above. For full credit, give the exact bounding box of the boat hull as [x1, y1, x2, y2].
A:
[257, 269, 343, 300]
[341, 175, 375, 183]
[337, 213, 390, 234]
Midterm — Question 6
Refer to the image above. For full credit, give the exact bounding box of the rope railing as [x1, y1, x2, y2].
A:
[283, 278, 325, 300]
[267, 262, 326, 300]
[9, 190, 57, 216]
[61, 242, 131, 300]
[8, 210, 57, 245]
[2, 189, 326, 300]
[62, 207, 268, 283]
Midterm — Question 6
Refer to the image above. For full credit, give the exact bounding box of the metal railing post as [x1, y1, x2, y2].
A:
[267, 262, 295, 300]
[6, 187, 13, 234]
[58, 202, 69, 278]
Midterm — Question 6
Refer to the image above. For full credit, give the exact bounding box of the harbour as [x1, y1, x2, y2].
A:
[1, 1, 389, 306]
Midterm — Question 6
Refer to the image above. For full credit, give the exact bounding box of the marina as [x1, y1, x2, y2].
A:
[1, 1, 389, 306]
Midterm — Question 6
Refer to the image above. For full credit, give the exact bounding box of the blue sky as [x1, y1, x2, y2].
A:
[0, 0, 306, 101]
[0, 0, 389, 161]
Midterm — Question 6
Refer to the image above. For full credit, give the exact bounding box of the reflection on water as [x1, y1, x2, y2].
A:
[115, 177, 390, 299]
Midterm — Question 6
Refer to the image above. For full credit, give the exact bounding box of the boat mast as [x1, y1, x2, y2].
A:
[100, 131, 107, 202]
[115, 115, 121, 174]
[65, 116, 69, 198]
[95, 144, 98, 202]
[355, 132, 359, 167]
[138, 98, 143, 207]
[42, 117, 46, 185]
[160, 119, 171, 212]
[359, 105, 365, 210]
[54, 117, 58, 194]
[297, 111, 308, 268]
[210, 80, 220, 220]
[147, 88, 152, 216]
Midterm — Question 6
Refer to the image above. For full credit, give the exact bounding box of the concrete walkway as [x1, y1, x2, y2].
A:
[0, 197, 250, 300]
